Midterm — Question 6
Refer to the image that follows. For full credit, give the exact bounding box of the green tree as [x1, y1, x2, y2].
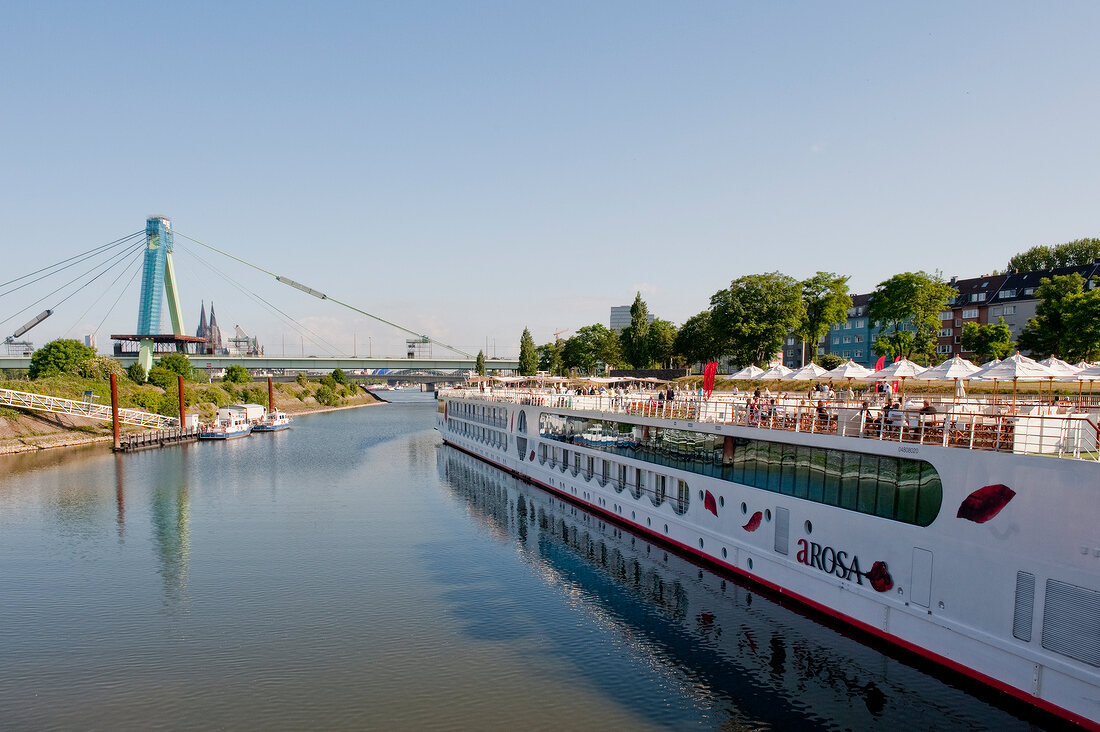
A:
[223, 364, 252, 384]
[536, 341, 564, 375]
[620, 292, 653, 368]
[1017, 273, 1082, 359]
[818, 353, 844, 370]
[156, 353, 194, 381]
[475, 350, 486, 376]
[647, 319, 678, 369]
[28, 338, 96, 379]
[127, 362, 148, 383]
[561, 324, 621, 375]
[1007, 238, 1100, 272]
[1064, 287, 1100, 362]
[867, 271, 957, 363]
[961, 317, 1015, 363]
[518, 328, 538, 376]
[331, 368, 348, 385]
[710, 272, 804, 367]
[146, 366, 178, 390]
[314, 384, 340, 406]
[673, 310, 718, 366]
[1018, 274, 1100, 361]
[295, 371, 310, 386]
[798, 272, 852, 366]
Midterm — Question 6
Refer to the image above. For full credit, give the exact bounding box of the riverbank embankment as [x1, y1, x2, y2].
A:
[0, 380, 385, 456]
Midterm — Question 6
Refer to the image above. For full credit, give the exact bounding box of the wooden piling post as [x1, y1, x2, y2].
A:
[178, 374, 186, 433]
[268, 376, 275, 414]
[111, 373, 120, 450]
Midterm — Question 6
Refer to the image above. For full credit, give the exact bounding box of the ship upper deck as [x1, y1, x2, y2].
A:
[440, 387, 1100, 462]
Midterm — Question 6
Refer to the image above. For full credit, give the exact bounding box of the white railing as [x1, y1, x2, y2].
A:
[0, 388, 178, 429]
[441, 388, 1100, 461]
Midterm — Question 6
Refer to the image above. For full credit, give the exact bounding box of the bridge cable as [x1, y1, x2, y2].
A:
[174, 242, 343, 357]
[173, 241, 344, 356]
[0, 231, 144, 298]
[173, 230, 475, 358]
[63, 246, 146, 339]
[0, 241, 144, 332]
[92, 252, 146, 338]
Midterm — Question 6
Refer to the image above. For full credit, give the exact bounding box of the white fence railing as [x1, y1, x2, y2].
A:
[441, 388, 1100, 461]
[0, 388, 178, 429]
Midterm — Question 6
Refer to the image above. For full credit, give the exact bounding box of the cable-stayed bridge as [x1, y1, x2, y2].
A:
[1, 216, 516, 374]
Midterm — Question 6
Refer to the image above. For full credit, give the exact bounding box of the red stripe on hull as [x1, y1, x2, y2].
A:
[442, 437, 1099, 732]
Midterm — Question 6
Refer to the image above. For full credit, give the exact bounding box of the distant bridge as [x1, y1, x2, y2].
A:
[0, 355, 518, 372]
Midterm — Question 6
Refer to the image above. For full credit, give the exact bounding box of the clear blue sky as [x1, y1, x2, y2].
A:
[2, 2, 1098, 358]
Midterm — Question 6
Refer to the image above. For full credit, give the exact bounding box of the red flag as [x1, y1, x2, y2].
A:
[874, 355, 885, 371]
[894, 355, 902, 363]
[703, 362, 718, 399]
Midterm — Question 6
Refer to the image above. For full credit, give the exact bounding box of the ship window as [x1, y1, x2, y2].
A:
[536, 411, 943, 526]
[839, 452, 860, 511]
[674, 479, 690, 515]
[652, 475, 666, 507]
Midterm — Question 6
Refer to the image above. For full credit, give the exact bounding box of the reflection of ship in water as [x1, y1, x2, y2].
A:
[438, 447, 1034, 730]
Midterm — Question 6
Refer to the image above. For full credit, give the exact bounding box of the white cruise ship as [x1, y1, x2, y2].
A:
[437, 386, 1100, 729]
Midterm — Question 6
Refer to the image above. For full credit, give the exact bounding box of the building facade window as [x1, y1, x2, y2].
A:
[962, 309, 979, 319]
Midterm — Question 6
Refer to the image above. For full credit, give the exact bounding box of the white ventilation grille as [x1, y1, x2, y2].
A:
[1012, 572, 1034, 642]
[1042, 579, 1100, 667]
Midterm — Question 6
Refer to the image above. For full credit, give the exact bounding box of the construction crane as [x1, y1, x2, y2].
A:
[553, 329, 571, 341]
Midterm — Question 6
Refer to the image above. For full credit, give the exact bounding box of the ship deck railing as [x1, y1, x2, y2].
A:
[441, 388, 1100, 461]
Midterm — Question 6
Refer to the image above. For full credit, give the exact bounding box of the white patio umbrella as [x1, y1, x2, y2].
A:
[783, 362, 829, 381]
[979, 358, 1002, 370]
[757, 364, 793, 380]
[730, 364, 765, 380]
[1039, 356, 1084, 405]
[868, 358, 927, 402]
[1039, 356, 1081, 378]
[972, 352, 1056, 409]
[823, 360, 874, 395]
[1072, 363, 1100, 403]
[914, 355, 980, 409]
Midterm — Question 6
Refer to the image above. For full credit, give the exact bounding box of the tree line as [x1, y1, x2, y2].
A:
[509, 252, 1100, 375]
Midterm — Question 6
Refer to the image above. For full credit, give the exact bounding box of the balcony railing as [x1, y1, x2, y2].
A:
[441, 388, 1100, 461]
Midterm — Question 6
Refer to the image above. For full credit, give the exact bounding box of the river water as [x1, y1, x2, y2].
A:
[0, 404, 1056, 730]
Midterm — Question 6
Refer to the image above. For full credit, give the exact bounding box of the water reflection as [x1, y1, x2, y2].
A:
[438, 447, 1045, 731]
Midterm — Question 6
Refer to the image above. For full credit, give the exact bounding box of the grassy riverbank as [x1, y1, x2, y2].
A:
[0, 374, 383, 455]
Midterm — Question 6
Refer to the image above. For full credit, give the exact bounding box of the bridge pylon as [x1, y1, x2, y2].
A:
[136, 216, 185, 375]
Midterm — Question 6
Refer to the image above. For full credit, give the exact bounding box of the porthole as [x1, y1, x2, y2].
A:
[765, 509, 772, 522]
[631, 511, 636, 520]
[721, 547, 728, 559]
[747, 557, 754, 570]
[805, 520, 813, 534]
[663, 524, 669, 534]
[647, 517, 651, 527]
[699, 538, 704, 549]
[741, 502, 747, 514]
[719, 496, 725, 507]
[698, 490, 704, 500]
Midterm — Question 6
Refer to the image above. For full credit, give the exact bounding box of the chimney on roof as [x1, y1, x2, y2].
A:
[949, 276, 958, 285]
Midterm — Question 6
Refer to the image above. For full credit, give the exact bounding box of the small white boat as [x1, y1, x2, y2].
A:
[253, 409, 292, 432]
[199, 406, 253, 440]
